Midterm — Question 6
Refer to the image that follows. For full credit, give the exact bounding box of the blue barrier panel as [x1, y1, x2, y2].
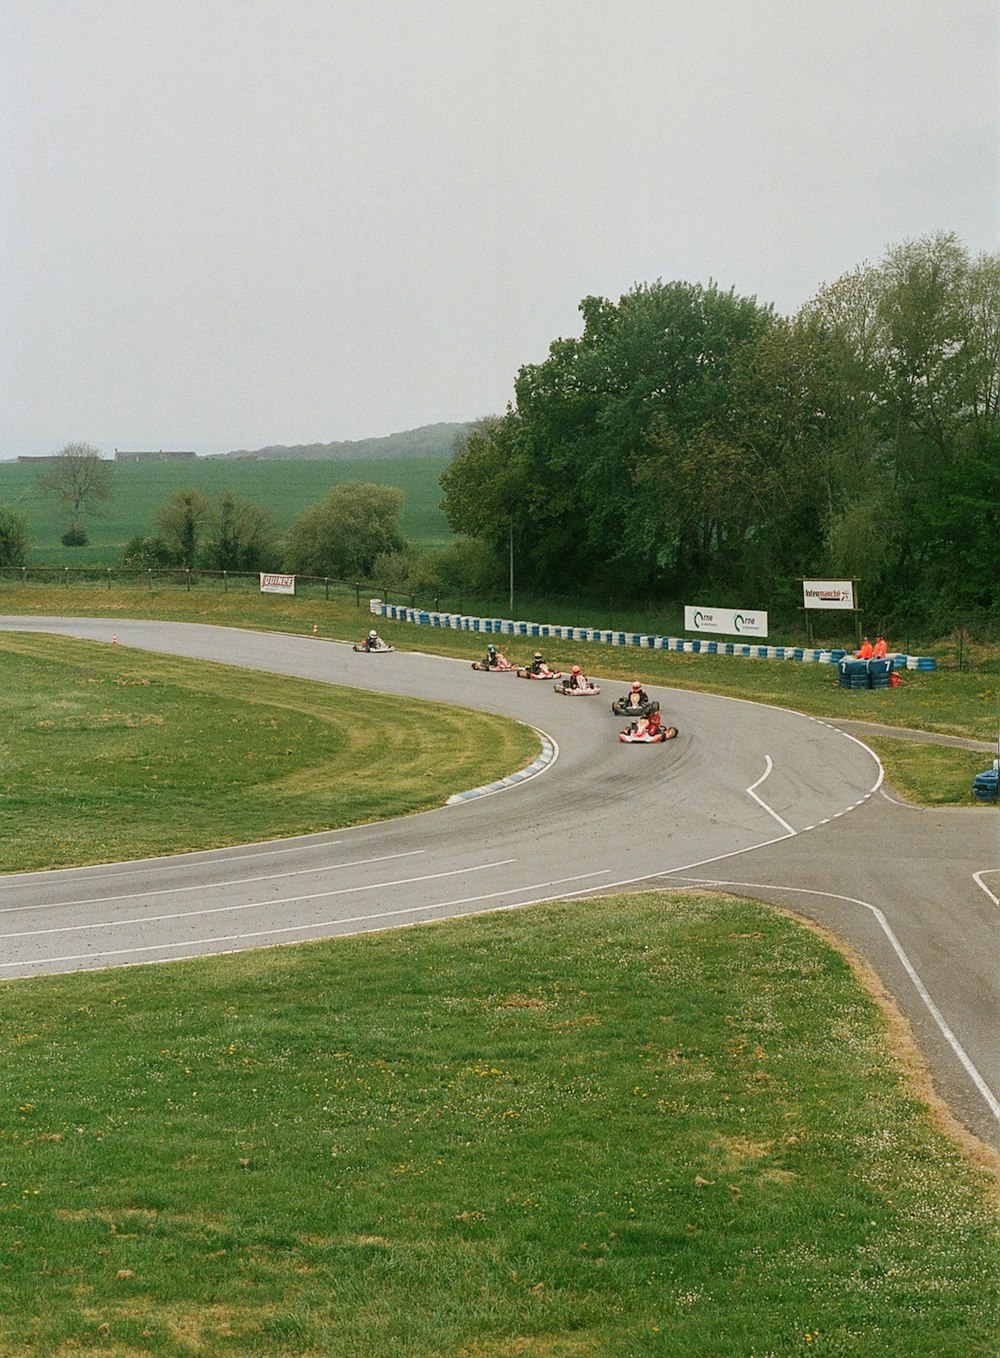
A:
[374, 604, 938, 671]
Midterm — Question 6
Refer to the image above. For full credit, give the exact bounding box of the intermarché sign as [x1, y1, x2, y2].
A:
[684, 605, 768, 637]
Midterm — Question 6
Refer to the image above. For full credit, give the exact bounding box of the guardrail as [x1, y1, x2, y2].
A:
[369, 599, 938, 671]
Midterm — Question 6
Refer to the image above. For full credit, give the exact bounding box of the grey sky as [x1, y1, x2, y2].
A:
[2, 0, 997, 458]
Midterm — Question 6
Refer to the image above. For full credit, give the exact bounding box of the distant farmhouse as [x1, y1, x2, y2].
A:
[114, 449, 199, 463]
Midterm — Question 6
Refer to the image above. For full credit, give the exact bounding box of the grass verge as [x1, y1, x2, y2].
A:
[1, 894, 997, 1358]
[0, 632, 539, 872]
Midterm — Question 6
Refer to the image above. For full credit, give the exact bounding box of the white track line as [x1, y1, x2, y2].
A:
[0, 850, 429, 916]
[746, 756, 797, 836]
[973, 870, 1000, 907]
[0, 859, 519, 941]
[0, 870, 610, 972]
[667, 876, 1000, 1130]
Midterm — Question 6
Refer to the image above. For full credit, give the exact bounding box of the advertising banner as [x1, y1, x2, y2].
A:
[802, 580, 855, 610]
[684, 605, 768, 637]
[260, 573, 296, 595]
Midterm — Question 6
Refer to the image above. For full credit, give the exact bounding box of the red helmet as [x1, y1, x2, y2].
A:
[571, 665, 581, 675]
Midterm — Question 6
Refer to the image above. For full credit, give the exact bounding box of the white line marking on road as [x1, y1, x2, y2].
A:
[745, 756, 797, 836]
[0, 850, 430, 916]
[973, 870, 1000, 907]
[0, 829, 373, 888]
[0, 871, 609, 971]
[0, 859, 520, 941]
[668, 876, 1000, 1130]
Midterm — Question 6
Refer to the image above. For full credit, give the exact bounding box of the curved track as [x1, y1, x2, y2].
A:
[1, 616, 997, 1152]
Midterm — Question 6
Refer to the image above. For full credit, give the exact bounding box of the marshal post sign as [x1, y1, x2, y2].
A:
[684, 605, 768, 637]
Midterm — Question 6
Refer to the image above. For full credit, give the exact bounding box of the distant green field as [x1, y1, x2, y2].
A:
[0, 457, 453, 565]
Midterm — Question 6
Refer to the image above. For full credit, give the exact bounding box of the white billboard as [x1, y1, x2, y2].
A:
[260, 573, 296, 595]
[802, 580, 855, 610]
[684, 605, 768, 637]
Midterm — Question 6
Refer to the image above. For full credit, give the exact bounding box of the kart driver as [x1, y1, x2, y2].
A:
[364, 629, 384, 651]
[626, 681, 649, 707]
[529, 651, 547, 676]
[566, 664, 588, 689]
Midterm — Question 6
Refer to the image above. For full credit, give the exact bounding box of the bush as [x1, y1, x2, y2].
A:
[60, 527, 89, 547]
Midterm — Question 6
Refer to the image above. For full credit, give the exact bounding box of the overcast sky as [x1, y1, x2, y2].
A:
[2, 0, 997, 458]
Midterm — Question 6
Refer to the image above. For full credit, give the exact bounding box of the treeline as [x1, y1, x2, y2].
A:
[440, 232, 999, 634]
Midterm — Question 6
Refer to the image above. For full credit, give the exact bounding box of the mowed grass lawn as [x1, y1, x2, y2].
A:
[2, 897, 998, 1357]
[0, 602, 996, 1355]
[0, 632, 539, 872]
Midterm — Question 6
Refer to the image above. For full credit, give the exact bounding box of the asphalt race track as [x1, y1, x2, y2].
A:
[1, 616, 997, 1155]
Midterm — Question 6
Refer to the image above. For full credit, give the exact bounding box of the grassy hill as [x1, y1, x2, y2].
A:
[0, 455, 453, 566]
[222, 420, 471, 460]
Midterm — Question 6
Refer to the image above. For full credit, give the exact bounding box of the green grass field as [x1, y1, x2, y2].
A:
[0, 594, 996, 1356]
[0, 457, 453, 566]
[2, 896, 997, 1357]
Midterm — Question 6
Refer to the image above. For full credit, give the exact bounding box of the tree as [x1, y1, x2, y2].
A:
[118, 534, 175, 569]
[802, 233, 1000, 617]
[0, 502, 29, 567]
[155, 489, 212, 568]
[36, 442, 113, 541]
[500, 280, 773, 591]
[202, 491, 279, 572]
[284, 482, 406, 578]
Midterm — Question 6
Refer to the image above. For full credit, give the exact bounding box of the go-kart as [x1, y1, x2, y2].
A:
[471, 655, 515, 672]
[516, 664, 563, 680]
[553, 678, 601, 695]
[619, 719, 678, 743]
[611, 693, 660, 717]
[353, 639, 395, 653]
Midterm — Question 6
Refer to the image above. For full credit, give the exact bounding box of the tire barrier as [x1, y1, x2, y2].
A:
[972, 765, 999, 804]
[368, 600, 937, 671]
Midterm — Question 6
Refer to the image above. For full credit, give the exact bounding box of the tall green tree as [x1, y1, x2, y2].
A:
[506, 280, 774, 590]
[284, 482, 405, 579]
[155, 489, 212, 568]
[803, 233, 1000, 618]
[35, 442, 113, 541]
[202, 490, 279, 572]
[439, 415, 529, 583]
[0, 502, 29, 567]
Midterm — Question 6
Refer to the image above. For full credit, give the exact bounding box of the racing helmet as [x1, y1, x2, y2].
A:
[487, 643, 496, 653]
[571, 665, 581, 674]
[369, 629, 377, 638]
[534, 652, 543, 660]
[631, 681, 642, 691]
